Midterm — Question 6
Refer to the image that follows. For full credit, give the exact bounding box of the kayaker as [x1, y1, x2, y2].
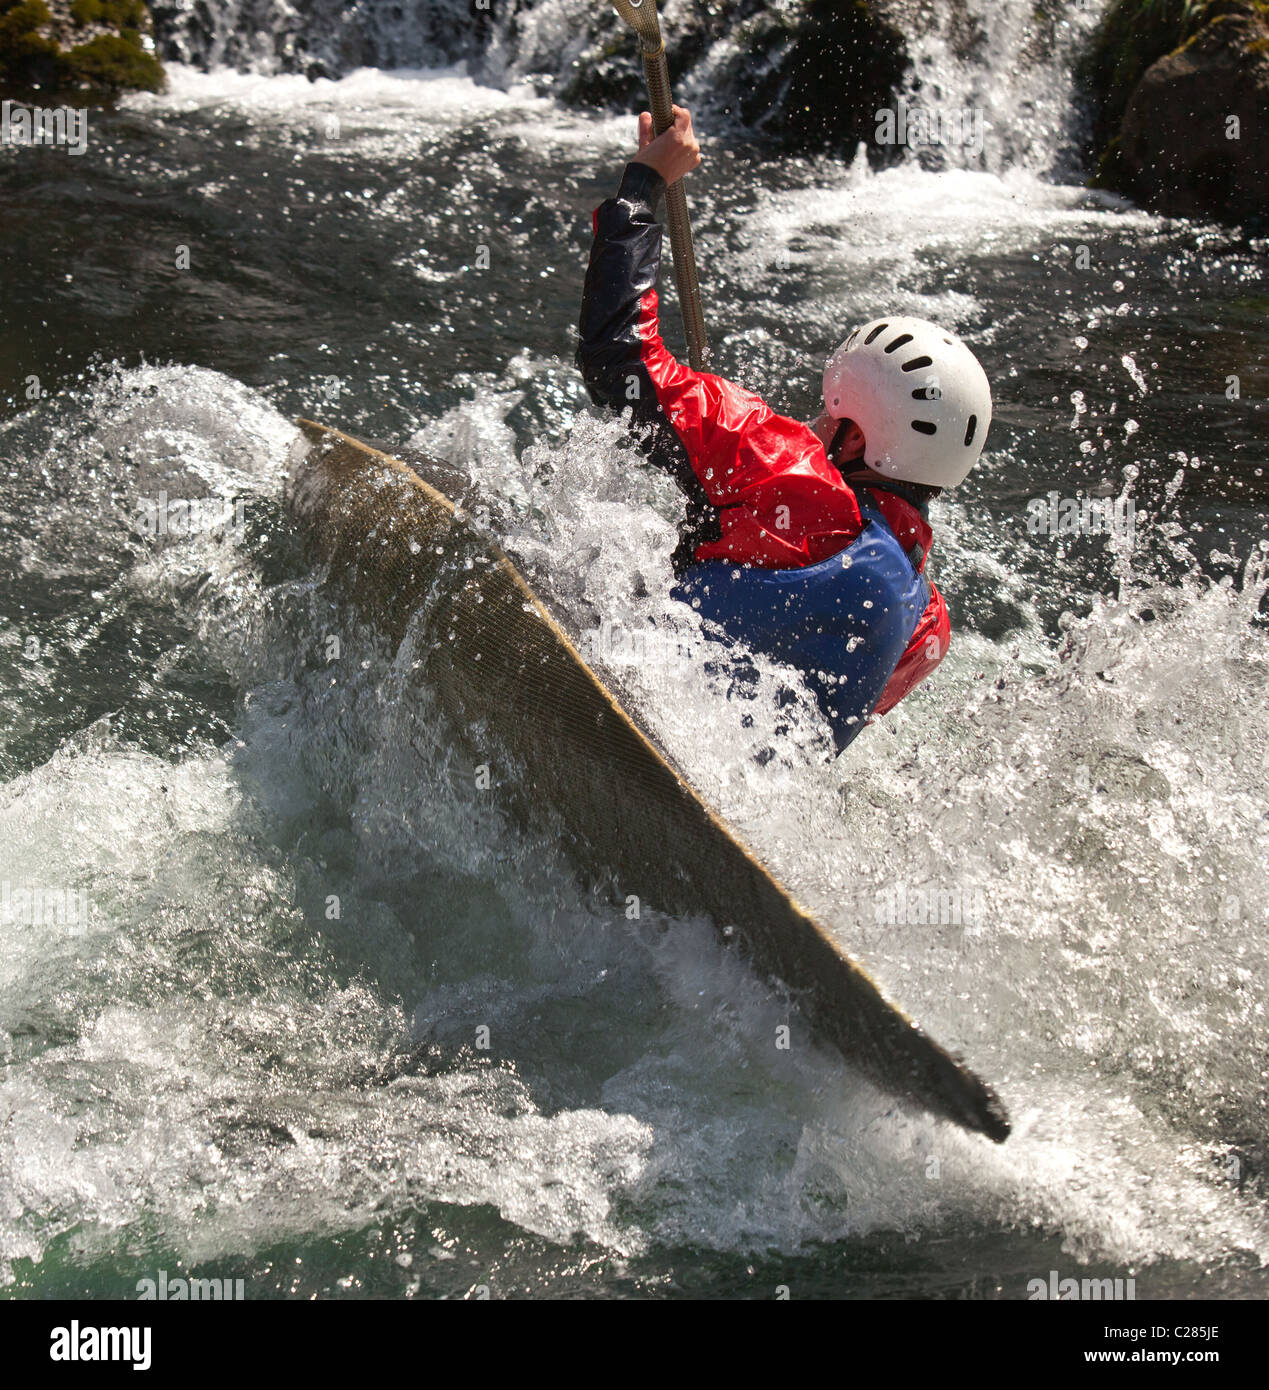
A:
[576, 106, 993, 751]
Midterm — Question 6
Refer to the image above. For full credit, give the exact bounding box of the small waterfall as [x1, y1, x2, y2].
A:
[149, 0, 486, 76]
[148, 0, 1113, 177]
[889, 0, 1111, 175]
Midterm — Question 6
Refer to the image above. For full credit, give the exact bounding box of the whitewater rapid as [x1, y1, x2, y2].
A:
[1, 53, 1266, 1294]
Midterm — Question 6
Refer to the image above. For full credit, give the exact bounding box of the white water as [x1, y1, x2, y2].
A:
[5, 317, 1266, 1281]
[2, 14, 1268, 1291]
[149, 0, 1115, 174]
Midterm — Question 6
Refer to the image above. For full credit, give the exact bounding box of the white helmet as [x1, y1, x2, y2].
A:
[822, 316, 992, 488]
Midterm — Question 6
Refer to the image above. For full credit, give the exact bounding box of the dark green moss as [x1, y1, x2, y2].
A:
[0, 0, 54, 54]
[69, 0, 147, 28]
[63, 31, 160, 91]
[0, 0, 58, 88]
[1, 0, 163, 96]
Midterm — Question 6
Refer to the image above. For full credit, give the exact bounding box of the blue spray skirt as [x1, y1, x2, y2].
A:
[671, 506, 929, 750]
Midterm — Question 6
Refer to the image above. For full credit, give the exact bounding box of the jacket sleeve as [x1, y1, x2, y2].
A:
[577, 162, 864, 570]
[577, 161, 671, 418]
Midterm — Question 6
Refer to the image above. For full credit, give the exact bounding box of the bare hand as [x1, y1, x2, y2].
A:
[632, 106, 701, 185]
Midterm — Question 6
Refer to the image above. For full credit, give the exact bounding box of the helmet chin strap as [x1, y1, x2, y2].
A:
[828, 417, 854, 463]
[844, 469, 936, 518]
[827, 418, 936, 514]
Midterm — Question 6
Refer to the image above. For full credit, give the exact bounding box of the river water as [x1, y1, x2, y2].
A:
[1, 3, 1267, 1298]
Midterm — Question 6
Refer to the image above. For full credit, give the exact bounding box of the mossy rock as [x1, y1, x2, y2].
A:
[1079, 1, 1269, 153]
[0, 0, 163, 96]
[0, 1, 58, 88]
[68, 0, 149, 26]
[1077, 0, 1211, 156]
[719, 0, 909, 155]
[63, 30, 160, 90]
[1092, 0, 1269, 221]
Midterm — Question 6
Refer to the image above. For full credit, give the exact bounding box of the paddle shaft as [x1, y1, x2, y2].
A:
[615, 5, 708, 370]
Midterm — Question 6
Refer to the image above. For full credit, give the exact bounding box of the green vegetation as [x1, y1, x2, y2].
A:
[0, 0, 163, 96]
[1078, 0, 1209, 149]
[69, 0, 148, 27]
[0, 2, 59, 89]
[1082, 0, 1269, 220]
[64, 32, 162, 91]
[1080, 1, 1269, 148]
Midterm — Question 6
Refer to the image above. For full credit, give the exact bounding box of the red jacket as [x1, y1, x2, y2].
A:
[577, 162, 949, 720]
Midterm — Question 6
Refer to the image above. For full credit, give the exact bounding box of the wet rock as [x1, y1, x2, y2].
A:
[1083, 0, 1269, 225]
[547, 0, 759, 112]
[1078, 0, 1209, 156]
[562, 0, 910, 160]
[0, 1, 65, 92]
[1117, 3, 1269, 222]
[717, 0, 908, 155]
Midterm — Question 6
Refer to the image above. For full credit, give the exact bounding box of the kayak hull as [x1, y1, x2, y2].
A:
[289, 418, 1010, 1143]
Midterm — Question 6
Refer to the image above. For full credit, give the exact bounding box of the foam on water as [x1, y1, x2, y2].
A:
[451, 391, 1269, 1272]
[8, 357, 1261, 1282]
[3, 29, 1268, 1289]
[126, 62, 548, 120]
[0, 373, 660, 1275]
[721, 163, 1162, 351]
